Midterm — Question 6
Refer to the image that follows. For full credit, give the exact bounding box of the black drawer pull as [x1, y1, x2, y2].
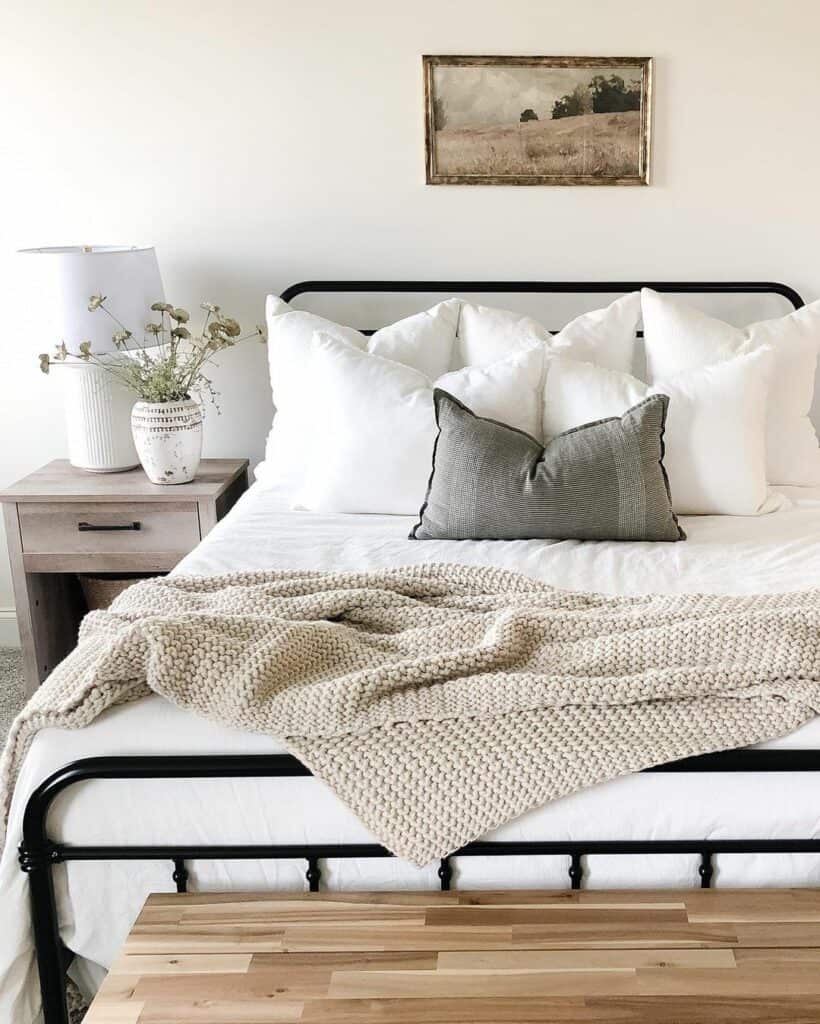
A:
[77, 521, 141, 532]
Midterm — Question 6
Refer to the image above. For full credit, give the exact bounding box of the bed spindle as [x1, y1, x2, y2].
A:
[172, 858, 189, 893]
[569, 851, 584, 889]
[306, 856, 322, 892]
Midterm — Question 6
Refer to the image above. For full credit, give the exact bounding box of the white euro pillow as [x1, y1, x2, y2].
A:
[437, 343, 545, 437]
[456, 292, 641, 373]
[368, 302, 462, 379]
[300, 334, 436, 515]
[641, 288, 820, 486]
[300, 334, 546, 514]
[542, 351, 781, 516]
[257, 297, 461, 490]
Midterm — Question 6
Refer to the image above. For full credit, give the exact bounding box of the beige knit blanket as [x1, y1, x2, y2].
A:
[3, 564, 820, 865]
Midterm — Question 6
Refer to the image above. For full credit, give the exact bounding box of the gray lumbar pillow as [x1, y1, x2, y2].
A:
[410, 389, 684, 542]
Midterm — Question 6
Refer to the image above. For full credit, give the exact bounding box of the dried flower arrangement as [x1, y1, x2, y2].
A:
[39, 296, 266, 406]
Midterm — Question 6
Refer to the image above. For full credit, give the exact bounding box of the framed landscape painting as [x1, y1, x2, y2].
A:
[423, 55, 652, 186]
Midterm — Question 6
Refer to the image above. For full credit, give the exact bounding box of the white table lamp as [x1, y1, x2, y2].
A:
[19, 245, 165, 472]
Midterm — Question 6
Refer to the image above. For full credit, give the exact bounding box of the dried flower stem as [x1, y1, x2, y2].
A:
[39, 295, 267, 407]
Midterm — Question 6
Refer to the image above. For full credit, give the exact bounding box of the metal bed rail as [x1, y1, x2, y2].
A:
[279, 279, 805, 309]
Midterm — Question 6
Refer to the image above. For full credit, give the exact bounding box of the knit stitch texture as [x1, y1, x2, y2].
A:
[3, 565, 820, 864]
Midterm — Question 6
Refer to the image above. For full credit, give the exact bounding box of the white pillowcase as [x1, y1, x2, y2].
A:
[300, 334, 436, 515]
[456, 292, 640, 372]
[257, 297, 461, 491]
[299, 334, 546, 514]
[641, 288, 820, 486]
[437, 343, 545, 437]
[542, 352, 780, 516]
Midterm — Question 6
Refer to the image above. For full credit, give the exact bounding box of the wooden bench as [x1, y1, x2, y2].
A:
[85, 888, 820, 1022]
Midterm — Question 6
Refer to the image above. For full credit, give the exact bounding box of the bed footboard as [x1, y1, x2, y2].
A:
[19, 748, 820, 1024]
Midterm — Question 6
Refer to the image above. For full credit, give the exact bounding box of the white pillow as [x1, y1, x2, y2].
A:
[437, 343, 545, 437]
[641, 289, 820, 486]
[257, 297, 461, 490]
[542, 352, 781, 516]
[300, 334, 436, 515]
[299, 334, 546, 514]
[455, 292, 641, 373]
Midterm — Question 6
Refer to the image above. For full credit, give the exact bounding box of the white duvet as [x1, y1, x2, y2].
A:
[2, 482, 820, 1022]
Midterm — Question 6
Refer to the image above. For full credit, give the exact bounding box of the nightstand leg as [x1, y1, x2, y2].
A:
[3, 506, 84, 694]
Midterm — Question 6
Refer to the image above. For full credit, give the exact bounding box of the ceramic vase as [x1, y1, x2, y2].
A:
[131, 398, 203, 485]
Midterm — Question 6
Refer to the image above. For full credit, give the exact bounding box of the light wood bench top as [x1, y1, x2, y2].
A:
[85, 888, 820, 1022]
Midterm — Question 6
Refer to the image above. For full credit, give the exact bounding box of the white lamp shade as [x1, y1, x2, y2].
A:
[18, 245, 164, 353]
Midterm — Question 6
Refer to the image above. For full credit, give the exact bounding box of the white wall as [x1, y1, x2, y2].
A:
[2, 0, 820, 640]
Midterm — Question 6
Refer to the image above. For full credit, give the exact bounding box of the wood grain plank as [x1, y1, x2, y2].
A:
[582, 997, 820, 1024]
[437, 948, 738, 971]
[298, 996, 608, 1022]
[82, 1003, 145, 1024]
[424, 905, 690, 926]
[281, 924, 515, 951]
[326, 967, 642, 999]
[248, 951, 438, 972]
[109, 953, 253, 975]
[135, 1000, 305, 1023]
[635, 962, 820, 996]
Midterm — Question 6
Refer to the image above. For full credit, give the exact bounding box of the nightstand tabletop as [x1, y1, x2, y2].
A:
[0, 458, 249, 503]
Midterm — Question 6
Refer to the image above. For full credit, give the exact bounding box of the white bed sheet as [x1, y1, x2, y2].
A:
[178, 482, 820, 592]
[3, 482, 820, 1023]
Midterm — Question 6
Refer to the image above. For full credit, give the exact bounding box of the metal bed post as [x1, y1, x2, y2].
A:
[18, 842, 65, 1024]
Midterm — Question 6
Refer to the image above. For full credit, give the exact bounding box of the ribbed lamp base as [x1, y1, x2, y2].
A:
[61, 363, 139, 473]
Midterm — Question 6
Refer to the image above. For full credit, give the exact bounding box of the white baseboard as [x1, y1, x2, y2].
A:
[0, 608, 20, 647]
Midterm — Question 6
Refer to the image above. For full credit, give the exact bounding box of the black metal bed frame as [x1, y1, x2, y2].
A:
[19, 278, 818, 1024]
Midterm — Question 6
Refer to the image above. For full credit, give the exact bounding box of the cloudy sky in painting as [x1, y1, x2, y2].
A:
[433, 65, 642, 128]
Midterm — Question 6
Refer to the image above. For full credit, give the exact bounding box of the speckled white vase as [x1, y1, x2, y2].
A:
[131, 398, 203, 485]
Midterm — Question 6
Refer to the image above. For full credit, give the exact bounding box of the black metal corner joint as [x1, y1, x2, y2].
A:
[18, 840, 60, 874]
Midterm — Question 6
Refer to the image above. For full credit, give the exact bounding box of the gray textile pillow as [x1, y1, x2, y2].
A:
[410, 389, 684, 542]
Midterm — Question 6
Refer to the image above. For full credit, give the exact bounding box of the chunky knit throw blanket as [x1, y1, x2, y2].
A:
[3, 565, 820, 864]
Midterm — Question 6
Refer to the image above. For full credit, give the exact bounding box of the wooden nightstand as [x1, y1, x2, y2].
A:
[1, 458, 248, 695]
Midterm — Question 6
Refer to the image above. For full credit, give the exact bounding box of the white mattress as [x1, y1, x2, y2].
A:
[3, 482, 820, 1023]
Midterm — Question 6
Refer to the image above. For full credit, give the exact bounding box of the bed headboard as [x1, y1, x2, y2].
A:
[280, 279, 804, 334]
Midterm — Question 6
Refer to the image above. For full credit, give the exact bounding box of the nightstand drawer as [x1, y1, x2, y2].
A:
[18, 501, 201, 557]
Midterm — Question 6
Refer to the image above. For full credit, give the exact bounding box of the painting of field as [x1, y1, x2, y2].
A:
[424, 57, 651, 185]
[435, 110, 641, 178]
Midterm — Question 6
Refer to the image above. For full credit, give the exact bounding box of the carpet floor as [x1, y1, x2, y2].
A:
[0, 647, 25, 744]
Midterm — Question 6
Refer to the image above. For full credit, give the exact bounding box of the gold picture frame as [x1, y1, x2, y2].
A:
[423, 55, 653, 186]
